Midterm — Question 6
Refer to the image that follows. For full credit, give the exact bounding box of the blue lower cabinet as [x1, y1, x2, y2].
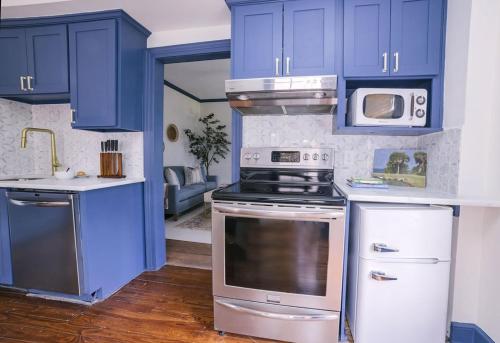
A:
[0, 28, 29, 95]
[283, 0, 336, 76]
[0, 184, 146, 301]
[69, 17, 148, 131]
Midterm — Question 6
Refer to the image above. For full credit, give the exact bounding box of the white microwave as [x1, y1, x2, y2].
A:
[347, 88, 427, 127]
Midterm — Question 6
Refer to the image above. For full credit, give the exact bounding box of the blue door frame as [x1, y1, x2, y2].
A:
[143, 40, 234, 270]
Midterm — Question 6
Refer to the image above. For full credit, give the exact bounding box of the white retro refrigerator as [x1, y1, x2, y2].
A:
[347, 203, 453, 343]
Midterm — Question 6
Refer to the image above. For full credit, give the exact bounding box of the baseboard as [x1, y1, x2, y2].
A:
[450, 322, 495, 343]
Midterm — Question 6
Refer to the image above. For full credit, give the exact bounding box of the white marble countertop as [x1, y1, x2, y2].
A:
[0, 175, 145, 192]
[336, 182, 500, 207]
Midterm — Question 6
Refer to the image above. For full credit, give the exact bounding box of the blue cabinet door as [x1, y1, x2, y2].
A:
[232, 3, 283, 78]
[69, 20, 117, 128]
[344, 0, 391, 77]
[26, 25, 69, 94]
[0, 28, 28, 95]
[283, 0, 336, 76]
[390, 0, 443, 76]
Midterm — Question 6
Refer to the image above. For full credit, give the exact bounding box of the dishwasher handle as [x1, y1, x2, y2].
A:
[8, 198, 71, 208]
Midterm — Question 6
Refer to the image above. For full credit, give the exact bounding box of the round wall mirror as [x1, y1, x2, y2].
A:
[166, 124, 179, 142]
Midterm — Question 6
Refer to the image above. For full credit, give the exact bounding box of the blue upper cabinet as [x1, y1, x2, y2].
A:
[0, 28, 29, 95]
[232, 3, 283, 78]
[344, 0, 391, 77]
[283, 0, 336, 76]
[390, 0, 444, 76]
[69, 20, 117, 128]
[0, 25, 68, 95]
[26, 25, 69, 94]
[344, 0, 444, 77]
[69, 15, 148, 131]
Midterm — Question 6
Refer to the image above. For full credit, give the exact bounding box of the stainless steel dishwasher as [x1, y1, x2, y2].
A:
[6, 191, 83, 295]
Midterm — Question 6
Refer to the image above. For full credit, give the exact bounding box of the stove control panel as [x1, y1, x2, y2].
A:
[241, 147, 334, 169]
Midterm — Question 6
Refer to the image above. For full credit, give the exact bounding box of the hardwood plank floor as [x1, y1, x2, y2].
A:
[0, 265, 277, 343]
[166, 239, 212, 270]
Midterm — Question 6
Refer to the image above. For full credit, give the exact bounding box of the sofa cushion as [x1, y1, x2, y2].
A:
[164, 166, 185, 186]
[165, 168, 180, 189]
[178, 183, 206, 201]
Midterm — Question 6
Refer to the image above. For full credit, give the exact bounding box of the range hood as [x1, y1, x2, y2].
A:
[225, 75, 337, 115]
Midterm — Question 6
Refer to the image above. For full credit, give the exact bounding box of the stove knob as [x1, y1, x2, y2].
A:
[253, 153, 260, 160]
[312, 153, 319, 160]
[244, 153, 252, 160]
[303, 153, 310, 160]
[322, 153, 329, 161]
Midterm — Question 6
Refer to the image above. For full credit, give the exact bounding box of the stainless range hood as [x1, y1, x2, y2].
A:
[225, 75, 338, 115]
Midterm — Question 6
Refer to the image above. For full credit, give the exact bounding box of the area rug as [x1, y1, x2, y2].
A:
[174, 208, 212, 231]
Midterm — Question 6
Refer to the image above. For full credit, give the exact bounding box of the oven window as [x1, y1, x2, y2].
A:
[363, 94, 404, 119]
[225, 216, 329, 296]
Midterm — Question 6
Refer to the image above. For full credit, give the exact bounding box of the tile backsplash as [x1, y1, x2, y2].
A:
[243, 115, 461, 194]
[0, 99, 144, 178]
[0, 99, 35, 176]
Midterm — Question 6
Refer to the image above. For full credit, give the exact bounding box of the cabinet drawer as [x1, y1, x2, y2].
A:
[214, 296, 339, 343]
[358, 204, 452, 260]
[354, 259, 449, 343]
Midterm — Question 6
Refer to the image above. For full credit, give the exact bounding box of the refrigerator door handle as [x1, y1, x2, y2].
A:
[373, 243, 399, 253]
[371, 271, 398, 281]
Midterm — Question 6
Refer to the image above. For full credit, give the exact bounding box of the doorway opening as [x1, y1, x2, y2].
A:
[143, 40, 239, 271]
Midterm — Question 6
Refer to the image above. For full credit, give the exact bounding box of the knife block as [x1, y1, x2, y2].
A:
[99, 153, 125, 178]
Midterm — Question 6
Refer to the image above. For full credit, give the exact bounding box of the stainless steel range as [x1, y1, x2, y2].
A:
[211, 147, 346, 343]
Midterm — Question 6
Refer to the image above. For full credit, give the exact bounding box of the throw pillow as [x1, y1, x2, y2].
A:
[184, 166, 204, 185]
[165, 168, 180, 190]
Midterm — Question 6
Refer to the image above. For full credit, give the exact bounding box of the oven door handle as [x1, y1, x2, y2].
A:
[215, 299, 339, 321]
[213, 204, 344, 220]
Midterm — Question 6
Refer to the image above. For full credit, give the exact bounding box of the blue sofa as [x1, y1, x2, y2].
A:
[164, 166, 218, 219]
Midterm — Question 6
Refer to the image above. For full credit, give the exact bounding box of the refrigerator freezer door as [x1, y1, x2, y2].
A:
[354, 258, 450, 343]
[358, 204, 452, 260]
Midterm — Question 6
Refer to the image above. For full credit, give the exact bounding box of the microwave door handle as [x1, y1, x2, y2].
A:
[410, 93, 415, 120]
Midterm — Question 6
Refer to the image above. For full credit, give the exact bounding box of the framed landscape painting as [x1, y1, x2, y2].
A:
[373, 149, 427, 188]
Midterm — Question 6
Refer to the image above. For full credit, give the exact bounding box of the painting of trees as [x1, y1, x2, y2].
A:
[412, 151, 427, 175]
[384, 152, 410, 174]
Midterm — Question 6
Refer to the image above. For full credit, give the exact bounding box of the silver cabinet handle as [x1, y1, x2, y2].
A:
[371, 271, 398, 281]
[393, 52, 399, 73]
[275, 57, 280, 76]
[27, 76, 34, 91]
[382, 52, 388, 73]
[286, 56, 291, 75]
[20, 76, 27, 91]
[373, 243, 399, 253]
[216, 299, 339, 321]
[71, 109, 76, 124]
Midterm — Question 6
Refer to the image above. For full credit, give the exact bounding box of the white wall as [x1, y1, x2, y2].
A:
[148, 25, 230, 48]
[163, 86, 201, 168]
[444, 0, 500, 341]
[200, 102, 232, 185]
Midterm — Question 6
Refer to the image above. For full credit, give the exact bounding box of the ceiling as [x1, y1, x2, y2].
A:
[1, 0, 230, 33]
[164, 59, 230, 100]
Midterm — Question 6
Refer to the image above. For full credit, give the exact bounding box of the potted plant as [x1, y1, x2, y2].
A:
[184, 113, 231, 175]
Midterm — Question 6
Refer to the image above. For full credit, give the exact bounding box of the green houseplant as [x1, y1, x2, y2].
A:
[184, 113, 231, 175]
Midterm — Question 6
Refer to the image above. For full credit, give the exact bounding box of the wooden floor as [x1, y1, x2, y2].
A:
[166, 239, 212, 270]
[0, 265, 278, 343]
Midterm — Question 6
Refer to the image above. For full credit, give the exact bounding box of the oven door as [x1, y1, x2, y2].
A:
[212, 201, 346, 311]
